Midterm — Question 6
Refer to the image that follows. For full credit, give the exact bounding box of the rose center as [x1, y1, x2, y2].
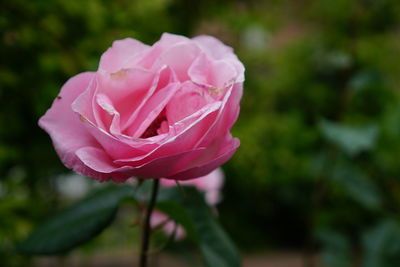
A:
[140, 111, 168, 138]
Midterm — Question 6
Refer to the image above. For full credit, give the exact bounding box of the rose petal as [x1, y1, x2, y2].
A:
[114, 101, 222, 164]
[71, 68, 177, 159]
[195, 83, 243, 148]
[38, 72, 104, 175]
[193, 35, 233, 59]
[165, 81, 214, 124]
[126, 82, 180, 138]
[194, 35, 245, 83]
[188, 53, 237, 91]
[123, 147, 207, 178]
[166, 136, 240, 180]
[75, 146, 133, 182]
[95, 68, 156, 129]
[75, 146, 209, 181]
[120, 66, 177, 132]
[99, 38, 150, 73]
[152, 42, 200, 81]
[137, 33, 192, 69]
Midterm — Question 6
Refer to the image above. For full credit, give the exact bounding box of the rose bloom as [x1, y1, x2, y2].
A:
[39, 33, 244, 182]
[151, 168, 224, 239]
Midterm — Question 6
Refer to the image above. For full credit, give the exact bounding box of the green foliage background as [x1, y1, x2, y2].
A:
[2, 0, 400, 266]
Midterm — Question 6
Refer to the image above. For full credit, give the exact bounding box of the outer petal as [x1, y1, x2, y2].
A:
[193, 35, 245, 83]
[166, 136, 240, 180]
[75, 146, 207, 180]
[99, 38, 150, 72]
[193, 35, 234, 59]
[137, 33, 192, 69]
[38, 72, 102, 175]
[196, 83, 243, 148]
[127, 148, 207, 179]
[152, 42, 200, 81]
[75, 146, 133, 182]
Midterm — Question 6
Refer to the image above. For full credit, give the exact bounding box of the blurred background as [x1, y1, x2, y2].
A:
[2, 0, 400, 266]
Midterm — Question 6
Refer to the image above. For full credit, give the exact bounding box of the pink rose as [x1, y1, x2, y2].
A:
[39, 33, 244, 182]
[151, 168, 224, 239]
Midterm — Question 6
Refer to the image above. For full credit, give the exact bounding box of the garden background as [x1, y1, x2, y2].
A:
[2, 0, 400, 266]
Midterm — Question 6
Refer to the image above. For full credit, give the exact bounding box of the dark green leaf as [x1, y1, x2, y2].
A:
[317, 228, 352, 267]
[349, 71, 381, 93]
[179, 187, 240, 267]
[143, 184, 241, 267]
[18, 185, 133, 255]
[362, 220, 400, 267]
[331, 162, 382, 210]
[319, 120, 379, 156]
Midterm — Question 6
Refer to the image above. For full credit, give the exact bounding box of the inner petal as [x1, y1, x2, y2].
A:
[152, 42, 200, 81]
[124, 81, 180, 138]
[120, 66, 177, 132]
[140, 110, 168, 138]
[93, 66, 177, 139]
[96, 68, 155, 130]
[165, 81, 214, 125]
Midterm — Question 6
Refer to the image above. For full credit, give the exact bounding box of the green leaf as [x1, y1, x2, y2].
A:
[20, 180, 241, 266]
[137, 184, 241, 267]
[319, 120, 379, 156]
[179, 187, 240, 267]
[348, 71, 381, 93]
[331, 162, 382, 210]
[317, 228, 352, 267]
[18, 185, 133, 255]
[362, 220, 400, 267]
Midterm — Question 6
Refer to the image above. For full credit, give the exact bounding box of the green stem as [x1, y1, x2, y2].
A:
[139, 179, 160, 267]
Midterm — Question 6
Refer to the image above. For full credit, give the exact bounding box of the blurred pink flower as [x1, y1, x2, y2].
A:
[151, 168, 224, 239]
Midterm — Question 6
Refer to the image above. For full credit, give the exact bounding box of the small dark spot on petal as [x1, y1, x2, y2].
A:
[57, 95, 62, 100]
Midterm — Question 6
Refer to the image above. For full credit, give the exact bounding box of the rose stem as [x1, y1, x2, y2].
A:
[139, 178, 160, 267]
